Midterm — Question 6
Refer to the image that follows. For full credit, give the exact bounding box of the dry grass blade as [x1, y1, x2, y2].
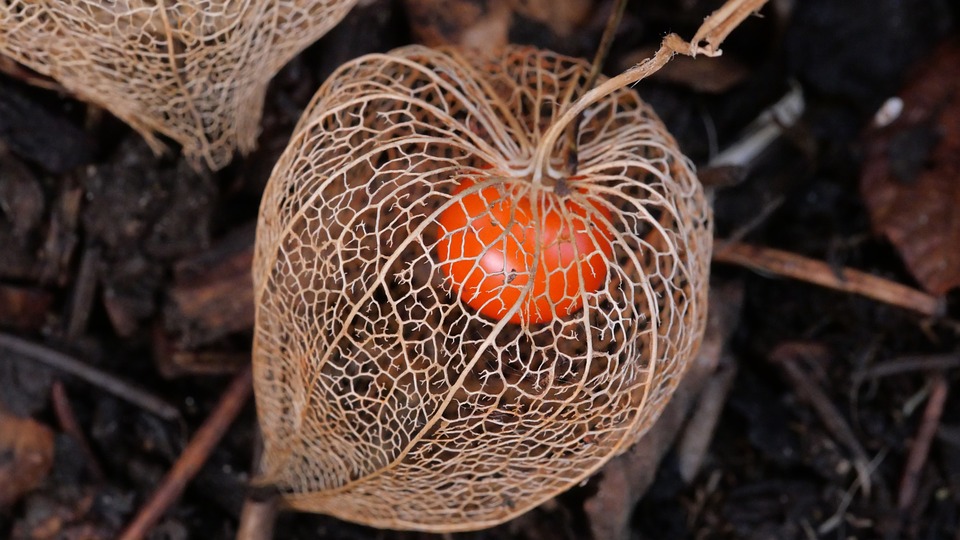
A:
[898, 373, 949, 513]
[51, 381, 104, 481]
[0, 332, 179, 421]
[0, 1, 358, 170]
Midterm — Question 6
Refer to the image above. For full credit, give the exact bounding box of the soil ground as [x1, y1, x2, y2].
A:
[1, 1, 959, 539]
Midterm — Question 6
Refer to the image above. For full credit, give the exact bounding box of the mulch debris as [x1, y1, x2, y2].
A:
[1, 1, 958, 539]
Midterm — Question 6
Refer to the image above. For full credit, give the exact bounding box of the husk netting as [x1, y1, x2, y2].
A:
[0, 0, 357, 170]
[253, 44, 712, 532]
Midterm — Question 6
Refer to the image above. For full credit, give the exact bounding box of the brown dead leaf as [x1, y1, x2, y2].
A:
[405, 0, 510, 49]
[514, 0, 593, 37]
[0, 407, 55, 507]
[0, 284, 53, 332]
[860, 39, 960, 295]
[404, 0, 592, 52]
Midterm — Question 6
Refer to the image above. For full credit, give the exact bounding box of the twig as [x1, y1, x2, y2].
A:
[0, 332, 179, 421]
[856, 354, 960, 380]
[677, 359, 737, 482]
[898, 373, 949, 512]
[697, 164, 747, 189]
[713, 196, 784, 248]
[583, 0, 629, 101]
[771, 343, 873, 495]
[713, 242, 944, 317]
[708, 84, 805, 168]
[118, 366, 253, 540]
[691, 0, 768, 55]
[51, 380, 105, 481]
[65, 245, 100, 341]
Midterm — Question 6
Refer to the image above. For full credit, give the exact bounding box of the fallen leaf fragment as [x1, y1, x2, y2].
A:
[619, 46, 751, 93]
[0, 284, 53, 332]
[860, 39, 960, 295]
[404, 0, 592, 52]
[0, 407, 55, 507]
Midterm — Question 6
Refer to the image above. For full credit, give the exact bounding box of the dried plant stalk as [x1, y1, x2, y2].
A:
[253, 44, 711, 531]
[0, 0, 357, 170]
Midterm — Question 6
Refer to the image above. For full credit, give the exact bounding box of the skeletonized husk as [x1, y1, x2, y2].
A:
[253, 44, 712, 532]
[0, 0, 357, 170]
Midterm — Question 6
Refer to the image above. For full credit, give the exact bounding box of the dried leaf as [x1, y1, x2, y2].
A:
[860, 40, 960, 295]
[0, 408, 55, 507]
[253, 45, 712, 531]
[404, 0, 592, 52]
[0, 284, 53, 332]
[406, 0, 511, 49]
[0, 1, 358, 170]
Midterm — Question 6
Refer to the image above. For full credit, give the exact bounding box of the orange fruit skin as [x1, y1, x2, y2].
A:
[436, 176, 614, 324]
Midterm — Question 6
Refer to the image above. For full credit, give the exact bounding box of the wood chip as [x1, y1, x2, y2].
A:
[0, 283, 53, 332]
[163, 224, 255, 349]
[0, 407, 55, 507]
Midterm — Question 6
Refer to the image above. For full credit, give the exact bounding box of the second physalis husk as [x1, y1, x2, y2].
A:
[0, 1, 358, 170]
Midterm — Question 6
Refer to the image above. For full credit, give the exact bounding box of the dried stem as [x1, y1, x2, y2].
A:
[563, 0, 629, 175]
[238, 426, 278, 540]
[691, 0, 769, 55]
[584, 0, 630, 105]
[64, 245, 99, 341]
[533, 0, 769, 184]
[51, 381, 105, 481]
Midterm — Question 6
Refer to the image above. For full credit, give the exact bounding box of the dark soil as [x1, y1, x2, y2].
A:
[1, 1, 959, 539]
